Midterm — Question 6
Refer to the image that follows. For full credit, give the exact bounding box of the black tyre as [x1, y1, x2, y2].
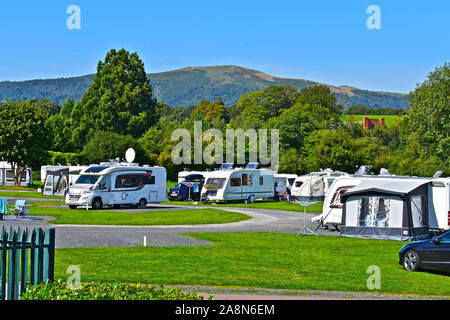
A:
[403, 250, 420, 271]
[69, 205, 77, 210]
[91, 198, 103, 210]
[138, 198, 147, 207]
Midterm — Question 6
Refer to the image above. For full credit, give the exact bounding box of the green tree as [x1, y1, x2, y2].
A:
[408, 62, 450, 167]
[0, 101, 51, 185]
[82, 131, 143, 164]
[71, 48, 157, 147]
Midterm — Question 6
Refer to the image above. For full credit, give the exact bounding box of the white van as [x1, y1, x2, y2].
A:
[201, 168, 274, 203]
[65, 164, 166, 209]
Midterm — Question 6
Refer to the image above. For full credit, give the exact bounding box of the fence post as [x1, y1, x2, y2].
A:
[0, 227, 7, 300]
[20, 228, 29, 294]
[44, 228, 55, 282]
[7, 229, 18, 300]
[29, 229, 37, 285]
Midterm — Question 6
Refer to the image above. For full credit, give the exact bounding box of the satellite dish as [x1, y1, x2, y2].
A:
[125, 148, 136, 163]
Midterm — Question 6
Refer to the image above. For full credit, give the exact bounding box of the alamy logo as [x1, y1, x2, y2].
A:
[66, 5, 81, 30]
[366, 5, 381, 30]
[171, 121, 279, 170]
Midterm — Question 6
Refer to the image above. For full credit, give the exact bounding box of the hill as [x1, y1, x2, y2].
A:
[0, 65, 410, 109]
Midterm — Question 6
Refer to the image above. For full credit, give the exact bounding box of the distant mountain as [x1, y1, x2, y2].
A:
[0, 65, 410, 109]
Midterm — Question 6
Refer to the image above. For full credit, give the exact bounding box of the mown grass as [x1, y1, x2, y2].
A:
[166, 200, 324, 213]
[0, 190, 63, 199]
[342, 115, 402, 127]
[54, 233, 450, 297]
[28, 205, 250, 226]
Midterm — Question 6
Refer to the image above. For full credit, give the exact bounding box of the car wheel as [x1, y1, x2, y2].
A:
[138, 198, 147, 207]
[69, 205, 77, 210]
[403, 250, 420, 271]
[92, 198, 103, 210]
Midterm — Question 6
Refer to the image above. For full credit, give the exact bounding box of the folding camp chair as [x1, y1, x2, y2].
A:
[9, 200, 28, 217]
[0, 198, 8, 220]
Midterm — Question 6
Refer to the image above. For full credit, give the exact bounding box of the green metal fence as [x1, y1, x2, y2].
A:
[0, 227, 55, 300]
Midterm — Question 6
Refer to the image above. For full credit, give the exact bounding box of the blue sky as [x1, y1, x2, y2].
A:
[0, 0, 449, 93]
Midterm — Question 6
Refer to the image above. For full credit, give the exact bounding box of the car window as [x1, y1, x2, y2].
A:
[439, 232, 450, 243]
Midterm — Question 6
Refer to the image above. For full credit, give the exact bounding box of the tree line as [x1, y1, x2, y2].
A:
[0, 48, 448, 184]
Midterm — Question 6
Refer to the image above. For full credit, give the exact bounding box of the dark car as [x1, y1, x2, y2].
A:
[399, 230, 450, 273]
[168, 174, 205, 201]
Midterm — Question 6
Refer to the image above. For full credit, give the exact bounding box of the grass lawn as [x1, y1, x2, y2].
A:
[28, 204, 250, 226]
[342, 114, 402, 127]
[54, 233, 450, 297]
[0, 190, 63, 199]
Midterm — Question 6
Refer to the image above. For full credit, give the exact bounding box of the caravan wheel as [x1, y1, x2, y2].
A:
[138, 198, 147, 208]
[403, 250, 420, 271]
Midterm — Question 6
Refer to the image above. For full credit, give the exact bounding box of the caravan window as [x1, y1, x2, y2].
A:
[295, 181, 303, 188]
[357, 197, 391, 228]
[143, 175, 155, 185]
[410, 196, 424, 228]
[205, 178, 226, 189]
[230, 178, 241, 187]
[115, 174, 143, 188]
[330, 186, 353, 208]
[259, 177, 264, 185]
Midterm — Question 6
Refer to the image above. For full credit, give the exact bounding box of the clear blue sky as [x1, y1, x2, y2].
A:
[0, 0, 449, 93]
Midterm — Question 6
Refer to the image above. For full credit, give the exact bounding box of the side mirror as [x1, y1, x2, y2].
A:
[432, 236, 441, 244]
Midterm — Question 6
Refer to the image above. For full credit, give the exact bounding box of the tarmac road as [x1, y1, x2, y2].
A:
[0, 198, 337, 248]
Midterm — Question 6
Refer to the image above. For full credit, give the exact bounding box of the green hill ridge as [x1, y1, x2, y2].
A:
[0, 65, 409, 109]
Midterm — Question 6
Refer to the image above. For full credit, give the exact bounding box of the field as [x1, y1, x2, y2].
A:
[54, 233, 450, 297]
[342, 114, 403, 127]
[27, 203, 250, 226]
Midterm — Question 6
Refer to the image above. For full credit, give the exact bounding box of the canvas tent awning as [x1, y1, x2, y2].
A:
[340, 179, 432, 241]
[341, 179, 430, 199]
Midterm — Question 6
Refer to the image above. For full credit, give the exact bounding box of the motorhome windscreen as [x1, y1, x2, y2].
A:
[206, 178, 226, 189]
[75, 175, 100, 185]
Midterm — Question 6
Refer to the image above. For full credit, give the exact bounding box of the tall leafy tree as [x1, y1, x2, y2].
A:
[71, 48, 157, 147]
[0, 101, 51, 185]
[408, 62, 450, 167]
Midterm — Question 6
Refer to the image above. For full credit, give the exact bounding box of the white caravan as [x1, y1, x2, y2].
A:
[201, 168, 275, 203]
[314, 173, 450, 231]
[274, 173, 298, 194]
[65, 164, 166, 209]
[428, 177, 450, 230]
[0, 162, 32, 187]
[290, 169, 348, 198]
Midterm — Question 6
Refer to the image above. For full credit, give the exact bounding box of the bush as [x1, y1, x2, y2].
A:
[21, 280, 206, 300]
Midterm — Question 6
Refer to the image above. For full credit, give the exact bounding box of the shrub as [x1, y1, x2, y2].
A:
[20, 280, 206, 300]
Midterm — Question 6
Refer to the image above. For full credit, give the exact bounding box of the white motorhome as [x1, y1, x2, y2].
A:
[290, 169, 348, 198]
[0, 162, 32, 187]
[314, 173, 450, 231]
[201, 167, 275, 203]
[65, 164, 166, 209]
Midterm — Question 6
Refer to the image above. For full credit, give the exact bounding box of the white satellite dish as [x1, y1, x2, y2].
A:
[125, 148, 136, 163]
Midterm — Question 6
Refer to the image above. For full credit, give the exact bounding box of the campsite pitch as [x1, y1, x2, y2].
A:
[54, 233, 450, 297]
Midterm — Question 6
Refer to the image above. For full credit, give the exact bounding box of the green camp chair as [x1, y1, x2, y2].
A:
[9, 200, 28, 216]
